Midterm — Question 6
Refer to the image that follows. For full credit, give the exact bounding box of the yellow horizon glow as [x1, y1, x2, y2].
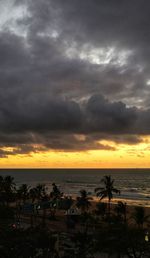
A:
[0, 137, 150, 168]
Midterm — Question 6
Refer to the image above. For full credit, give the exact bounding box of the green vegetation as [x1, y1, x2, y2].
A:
[0, 175, 150, 257]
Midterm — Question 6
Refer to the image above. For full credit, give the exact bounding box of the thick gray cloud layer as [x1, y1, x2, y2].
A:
[0, 0, 150, 156]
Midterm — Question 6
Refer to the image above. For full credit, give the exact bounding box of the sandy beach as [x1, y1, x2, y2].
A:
[18, 197, 150, 233]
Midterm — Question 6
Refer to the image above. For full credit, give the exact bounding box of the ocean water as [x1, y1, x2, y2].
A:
[0, 168, 150, 206]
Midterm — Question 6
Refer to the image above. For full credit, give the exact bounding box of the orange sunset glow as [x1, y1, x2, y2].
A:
[0, 136, 150, 168]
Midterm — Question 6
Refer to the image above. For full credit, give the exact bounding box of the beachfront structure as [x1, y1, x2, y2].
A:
[65, 208, 81, 216]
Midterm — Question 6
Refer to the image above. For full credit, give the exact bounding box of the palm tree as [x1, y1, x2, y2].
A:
[132, 206, 149, 228]
[15, 184, 30, 225]
[35, 184, 47, 201]
[29, 187, 37, 204]
[50, 183, 62, 200]
[0, 175, 3, 190]
[95, 202, 107, 220]
[34, 184, 48, 226]
[3, 176, 16, 191]
[95, 175, 120, 217]
[76, 190, 92, 233]
[114, 201, 127, 223]
[72, 231, 95, 258]
[2, 176, 16, 206]
[76, 189, 92, 213]
[49, 183, 63, 221]
[16, 184, 29, 204]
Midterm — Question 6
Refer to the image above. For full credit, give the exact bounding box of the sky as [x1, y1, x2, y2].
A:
[0, 0, 150, 168]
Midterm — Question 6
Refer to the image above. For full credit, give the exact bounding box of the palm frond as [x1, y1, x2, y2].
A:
[112, 188, 120, 194]
[100, 193, 108, 201]
[94, 187, 104, 192]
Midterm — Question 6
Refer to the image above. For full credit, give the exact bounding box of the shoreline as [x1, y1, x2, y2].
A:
[69, 194, 150, 208]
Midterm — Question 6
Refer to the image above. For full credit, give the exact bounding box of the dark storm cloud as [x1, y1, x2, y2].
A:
[85, 95, 137, 133]
[13, 0, 150, 101]
[0, 93, 150, 157]
[0, 95, 82, 132]
[50, 0, 150, 55]
[0, 0, 150, 155]
[43, 133, 116, 152]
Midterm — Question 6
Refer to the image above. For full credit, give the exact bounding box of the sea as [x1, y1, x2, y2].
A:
[0, 168, 150, 207]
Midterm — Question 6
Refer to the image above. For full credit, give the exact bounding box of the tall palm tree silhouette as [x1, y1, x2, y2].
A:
[95, 175, 120, 217]
[2, 176, 16, 206]
[76, 189, 91, 213]
[17, 184, 29, 204]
